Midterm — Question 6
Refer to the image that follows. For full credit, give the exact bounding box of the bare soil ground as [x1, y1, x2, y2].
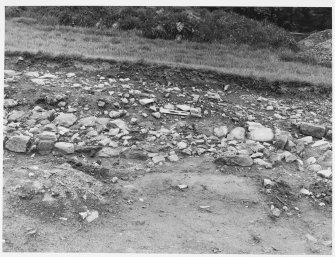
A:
[2, 54, 332, 254]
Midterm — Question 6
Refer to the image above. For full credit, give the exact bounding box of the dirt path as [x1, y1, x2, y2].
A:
[3, 55, 332, 253]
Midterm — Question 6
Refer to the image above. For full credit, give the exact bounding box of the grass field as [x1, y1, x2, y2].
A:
[5, 19, 332, 87]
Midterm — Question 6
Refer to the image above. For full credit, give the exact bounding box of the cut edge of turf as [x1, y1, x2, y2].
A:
[5, 49, 332, 97]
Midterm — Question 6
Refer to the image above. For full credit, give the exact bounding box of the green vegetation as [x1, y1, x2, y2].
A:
[5, 20, 331, 87]
[5, 6, 297, 49]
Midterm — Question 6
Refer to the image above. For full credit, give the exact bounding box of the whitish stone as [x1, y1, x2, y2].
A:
[5, 70, 20, 76]
[282, 151, 297, 163]
[7, 110, 26, 121]
[5, 135, 31, 153]
[305, 157, 316, 165]
[177, 142, 188, 149]
[86, 130, 98, 137]
[66, 73, 76, 78]
[178, 184, 188, 189]
[307, 164, 322, 172]
[54, 113, 77, 127]
[248, 126, 274, 142]
[152, 155, 165, 164]
[152, 112, 161, 119]
[271, 207, 281, 217]
[110, 119, 128, 131]
[25, 71, 39, 77]
[29, 127, 40, 134]
[164, 103, 175, 110]
[227, 127, 245, 141]
[86, 210, 99, 223]
[109, 110, 126, 119]
[254, 158, 272, 168]
[130, 118, 137, 124]
[4, 99, 18, 108]
[300, 188, 312, 195]
[79, 211, 88, 220]
[109, 128, 120, 136]
[247, 122, 264, 130]
[54, 142, 74, 154]
[317, 169, 332, 178]
[176, 104, 191, 111]
[264, 179, 275, 187]
[31, 78, 46, 85]
[57, 126, 70, 135]
[38, 131, 57, 141]
[78, 116, 97, 127]
[168, 155, 179, 162]
[96, 117, 110, 126]
[296, 136, 313, 145]
[311, 140, 330, 148]
[214, 126, 228, 138]
[139, 98, 155, 105]
[39, 73, 57, 79]
[97, 101, 106, 107]
[190, 107, 202, 117]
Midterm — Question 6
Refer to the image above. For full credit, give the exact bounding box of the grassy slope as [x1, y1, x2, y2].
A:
[5, 20, 332, 87]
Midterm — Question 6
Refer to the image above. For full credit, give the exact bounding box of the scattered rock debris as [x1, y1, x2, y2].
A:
[2, 55, 332, 253]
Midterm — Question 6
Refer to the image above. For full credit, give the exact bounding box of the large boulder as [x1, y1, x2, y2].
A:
[247, 122, 274, 142]
[5, 135, 31, 153]
[248, 127, 274, 142]
[300, 122, 326, 139]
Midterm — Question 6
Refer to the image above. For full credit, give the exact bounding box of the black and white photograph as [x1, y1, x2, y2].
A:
[2, 1, 333, 254]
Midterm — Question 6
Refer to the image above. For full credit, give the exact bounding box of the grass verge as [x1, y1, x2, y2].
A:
[5, 20, 332, 87]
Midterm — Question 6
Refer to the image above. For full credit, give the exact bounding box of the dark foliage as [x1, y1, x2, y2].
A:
[211, 7, 331, 33]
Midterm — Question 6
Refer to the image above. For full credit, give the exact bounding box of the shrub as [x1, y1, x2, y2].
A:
[5, 7, 26, 18]
[141, 8, 297, 49]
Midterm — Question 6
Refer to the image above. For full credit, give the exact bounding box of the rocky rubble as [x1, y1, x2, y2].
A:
[3, 64, 332, 197]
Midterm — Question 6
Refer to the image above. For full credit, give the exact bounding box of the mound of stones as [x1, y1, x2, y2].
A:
[3, 68, 332, 179]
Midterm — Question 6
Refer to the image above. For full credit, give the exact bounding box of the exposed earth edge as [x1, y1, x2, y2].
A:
[5, 50, 332, 97]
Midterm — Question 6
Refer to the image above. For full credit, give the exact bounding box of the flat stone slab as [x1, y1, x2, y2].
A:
[300, 122, 326, 139]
